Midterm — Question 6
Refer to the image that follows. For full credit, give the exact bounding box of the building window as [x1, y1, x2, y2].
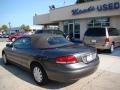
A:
[64, 21, 69, 34]
[74, 20, 80, 38]
[87, 18, 110, 28]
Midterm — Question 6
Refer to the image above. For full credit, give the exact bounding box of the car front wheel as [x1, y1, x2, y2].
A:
[31, 63, 48, 85]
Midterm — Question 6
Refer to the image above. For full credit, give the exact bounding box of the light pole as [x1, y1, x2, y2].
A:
[8, 22, 11, 34]
[64, 0, 66, 6]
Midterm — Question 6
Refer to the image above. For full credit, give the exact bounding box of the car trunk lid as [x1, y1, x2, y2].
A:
[44, 44, 96, 64]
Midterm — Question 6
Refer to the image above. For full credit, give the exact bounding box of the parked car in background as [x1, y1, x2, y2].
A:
[0, 34, 2, 38]
[2, 34, 99, 85]
[8, 32, 23, 41]
[0, 33, 9, 38]
[83, 27, 120, 53]
[1, 33, 9, 38]
[23, 31, 34, 35]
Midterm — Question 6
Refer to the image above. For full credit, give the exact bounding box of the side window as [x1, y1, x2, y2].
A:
[13, 37, 31, 49]
[108, 28, 120, 36]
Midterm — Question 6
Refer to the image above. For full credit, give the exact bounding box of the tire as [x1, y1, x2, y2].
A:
[31, 63, 48, 85]
[2, 53, 9, 64]
[108, 44, 114, 53]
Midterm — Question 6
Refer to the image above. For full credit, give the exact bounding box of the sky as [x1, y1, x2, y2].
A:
[0, 0, 76, 27]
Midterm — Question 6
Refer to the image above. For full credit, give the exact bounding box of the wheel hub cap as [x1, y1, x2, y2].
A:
[33, 67, 42, 82]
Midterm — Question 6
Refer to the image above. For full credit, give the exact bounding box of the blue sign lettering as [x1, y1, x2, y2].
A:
[72, 6, 95, 15]
[114, 2, 120, 9]
[97, 2, 120, 11]
[72, 2, 120, 15]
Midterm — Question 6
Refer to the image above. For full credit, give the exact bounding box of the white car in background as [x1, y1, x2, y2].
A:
[23, 31, 34, 35]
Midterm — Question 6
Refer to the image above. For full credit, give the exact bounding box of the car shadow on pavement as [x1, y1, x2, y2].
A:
[0, 58, 73, 89]
[98, 47, 120, 57]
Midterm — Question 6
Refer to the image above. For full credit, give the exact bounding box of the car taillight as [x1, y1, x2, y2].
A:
[55, 55, 77, 64]
[105, 38, 110, 44]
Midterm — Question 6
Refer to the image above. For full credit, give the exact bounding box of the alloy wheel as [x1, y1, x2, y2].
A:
[33, 66, 43, 83]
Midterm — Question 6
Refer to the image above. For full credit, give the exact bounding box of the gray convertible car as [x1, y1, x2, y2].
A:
[2, 34, 99, 85]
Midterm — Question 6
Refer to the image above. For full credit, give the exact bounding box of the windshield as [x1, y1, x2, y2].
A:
[48, 37, 70, 45]
[85, 28, 106, 37]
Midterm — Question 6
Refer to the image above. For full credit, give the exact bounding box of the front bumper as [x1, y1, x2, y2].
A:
[45, 58, 99, 82]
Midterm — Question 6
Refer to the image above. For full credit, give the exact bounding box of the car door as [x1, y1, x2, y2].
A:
[5, 38, 24, 64]
[10, 37, 32, 67]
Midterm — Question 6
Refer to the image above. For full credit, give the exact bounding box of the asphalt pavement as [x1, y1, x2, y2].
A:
[0, 41, 120, 90]
[0, 38, 8, 42]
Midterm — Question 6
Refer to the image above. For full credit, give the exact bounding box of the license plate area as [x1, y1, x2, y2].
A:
[82, 53, 96, 64]
[91, 40, 96, 43]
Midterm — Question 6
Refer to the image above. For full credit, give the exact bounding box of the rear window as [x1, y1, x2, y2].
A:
[85, 28, 106, 37]
[53, 30, 64, 35]
[42, 30, 52, 34]
[48, 37, 69, 45]
[35, 30, 43, 34]
[108, 28, 120, 36]
[35, 30, 64, 35]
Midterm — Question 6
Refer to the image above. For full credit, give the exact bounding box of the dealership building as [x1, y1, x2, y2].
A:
[33, 0, 120, 41]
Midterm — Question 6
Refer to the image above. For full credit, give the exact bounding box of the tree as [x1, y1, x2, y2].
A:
[76, 0, 85, 4]
[0, 26, 2, 31]
[20, 24, 30, 32]
[0, 25, 8, 32]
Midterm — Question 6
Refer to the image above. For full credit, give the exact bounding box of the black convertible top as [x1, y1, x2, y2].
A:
[29, 34, 72, 49]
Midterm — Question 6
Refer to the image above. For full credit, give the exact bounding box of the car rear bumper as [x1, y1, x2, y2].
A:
[86, 44, 111, 50]
[46, 59, 99, 82]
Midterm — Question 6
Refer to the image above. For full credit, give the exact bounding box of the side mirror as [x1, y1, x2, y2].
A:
[6, 43, 13, 48]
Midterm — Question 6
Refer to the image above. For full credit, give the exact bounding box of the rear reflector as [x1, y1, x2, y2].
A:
[55, 55, 77, 64]
[105, 38, 110, 44]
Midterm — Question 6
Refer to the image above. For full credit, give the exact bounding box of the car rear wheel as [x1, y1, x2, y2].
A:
[108, 44, 114, 53]
[31, 63, 48, 85]
[2, 53, 9, 64]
